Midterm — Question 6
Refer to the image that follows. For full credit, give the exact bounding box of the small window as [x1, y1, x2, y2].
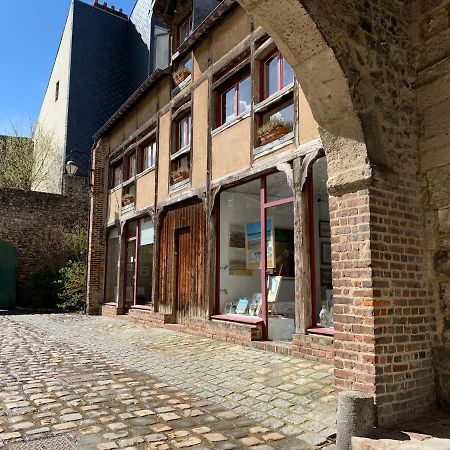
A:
[111, 162, 122, 188]
[176, 114, 191, 154]
[141, 141, 157, 171]
[262, 50, 294, 100]
[256, 99, 294, 148]
[125, 153, 136, 181]
[173, 56, 192, 86]
[217, 72, 251, 127]
[177, 13, 192, 47]
[55, 81, 60, 102]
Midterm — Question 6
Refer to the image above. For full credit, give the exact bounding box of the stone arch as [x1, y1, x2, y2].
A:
[237, 0, 373, 195]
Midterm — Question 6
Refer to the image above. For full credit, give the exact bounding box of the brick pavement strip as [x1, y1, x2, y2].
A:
[0, 314, 337, 449]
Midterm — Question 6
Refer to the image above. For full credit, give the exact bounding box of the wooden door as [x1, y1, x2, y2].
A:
[175, 227, 192, 323]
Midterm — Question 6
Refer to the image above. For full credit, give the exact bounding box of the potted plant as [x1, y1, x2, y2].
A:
[171, 168, 190, 185]
[122, 194, 134, 206]
[173, 66, 191, 86]
[257, 118, 289, 146]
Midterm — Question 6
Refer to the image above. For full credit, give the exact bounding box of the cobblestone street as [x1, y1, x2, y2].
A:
[0, 314, 336, 450]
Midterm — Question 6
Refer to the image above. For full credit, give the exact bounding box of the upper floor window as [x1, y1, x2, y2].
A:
[111, 162, 122, 188]
[125, 153, 136, 181]
[55, 81, 60, 102]
[177, 13, 192, 47]
[262, 50, 294, 99]
[217, 72, 251, 126]
[141, 141, 157, 171]
[176, 114, 191, 154]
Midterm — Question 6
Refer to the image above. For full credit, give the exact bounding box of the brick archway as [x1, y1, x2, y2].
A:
[237, 0, 436, 426]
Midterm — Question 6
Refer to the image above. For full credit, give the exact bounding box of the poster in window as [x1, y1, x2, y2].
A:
[245, 219, 274, 269]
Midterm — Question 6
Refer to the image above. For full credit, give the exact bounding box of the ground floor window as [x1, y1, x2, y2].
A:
[124, 218, 155, 308]
[311, 157, 333, 329]
[217, 172, 296, 341]
[105, 228, 119, 303]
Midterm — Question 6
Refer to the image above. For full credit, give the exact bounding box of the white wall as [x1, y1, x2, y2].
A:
[33, 3, 73, 193]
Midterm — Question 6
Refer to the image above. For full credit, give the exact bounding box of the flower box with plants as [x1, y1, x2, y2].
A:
[122, 194, 134, 207]
[173, 66, 191, 86]
[257, 118, 289, 146]
[171, 168, 190, 185]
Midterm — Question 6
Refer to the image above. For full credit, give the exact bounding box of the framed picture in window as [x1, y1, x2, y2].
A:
[319, 221, 331, 237]
[321, 241, 332, 265]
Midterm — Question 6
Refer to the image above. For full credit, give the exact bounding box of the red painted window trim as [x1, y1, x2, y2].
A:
[216, 70, 251, 127]
[260, 49, 292, 101]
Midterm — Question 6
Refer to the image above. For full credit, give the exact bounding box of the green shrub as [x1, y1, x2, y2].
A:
[56, 260, 86, 312]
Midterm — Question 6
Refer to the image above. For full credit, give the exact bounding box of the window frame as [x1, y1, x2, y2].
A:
[140, 140, 157, 173]
[124, 152, 136, 181]
[110, 161, 123, 189]
[216, 70, 251, 128]
[177, 12, 193, 48]
[260, 49, 294, 100]
[174, 112, 192, 156]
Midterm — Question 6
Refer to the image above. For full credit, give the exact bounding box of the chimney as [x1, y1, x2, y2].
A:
[92, 0, 128, 19]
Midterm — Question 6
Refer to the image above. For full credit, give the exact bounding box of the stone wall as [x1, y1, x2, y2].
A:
[0, 176, 88, 302]
[413, 0, 450, 408]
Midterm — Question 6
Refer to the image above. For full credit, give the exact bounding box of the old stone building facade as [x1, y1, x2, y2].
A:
[86, 0, 450, 428]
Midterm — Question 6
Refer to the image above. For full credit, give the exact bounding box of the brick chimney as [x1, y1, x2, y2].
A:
[92, 0, 128, 19]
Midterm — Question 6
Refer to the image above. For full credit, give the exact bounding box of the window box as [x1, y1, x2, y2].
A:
[122, 194, 134, 207]
[171, 168, 190, 185]
[257, 118, 289, 146]
[173, 66, 191, 86]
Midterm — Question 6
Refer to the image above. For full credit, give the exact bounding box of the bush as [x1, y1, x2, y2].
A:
[56, 260, 86, 312]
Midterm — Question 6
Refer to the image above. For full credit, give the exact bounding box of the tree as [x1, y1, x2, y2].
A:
[0, 121, 61, 191]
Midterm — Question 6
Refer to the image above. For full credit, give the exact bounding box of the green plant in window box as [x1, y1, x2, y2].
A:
[171, 168, 190, 185]
[122, 193, 134, 206]
[257, 118, 290, 146]
[173, 66, 191, 85]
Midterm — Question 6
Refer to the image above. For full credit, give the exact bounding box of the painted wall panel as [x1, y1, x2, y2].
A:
[192, 81, 209, 189]
[136, 171, 156, 210]
[108, 188, 122, 223]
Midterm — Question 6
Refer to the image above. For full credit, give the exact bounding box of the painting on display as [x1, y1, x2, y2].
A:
[245, 219, 274, 269]
[228, 224, 252, 276]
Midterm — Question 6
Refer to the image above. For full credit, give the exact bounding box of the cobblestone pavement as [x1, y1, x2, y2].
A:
[0, 313, 336, 450]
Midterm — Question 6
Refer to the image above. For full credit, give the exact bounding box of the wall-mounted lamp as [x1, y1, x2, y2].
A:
[65, 160, 79, 176]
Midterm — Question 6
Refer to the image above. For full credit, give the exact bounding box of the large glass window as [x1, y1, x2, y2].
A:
[136, 218, 154, 306]
[311, 157, 333, 329]
[171, 113, 191, 187]
[105, 228, 119, 303]
[125, 221, 138, 308]
[217, 173, 296, 341]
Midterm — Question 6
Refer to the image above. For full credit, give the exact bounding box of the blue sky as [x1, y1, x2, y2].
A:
[0, 0, 137, 136]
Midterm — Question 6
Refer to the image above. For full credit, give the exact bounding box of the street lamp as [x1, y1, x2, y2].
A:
[65, 160, 79, 176]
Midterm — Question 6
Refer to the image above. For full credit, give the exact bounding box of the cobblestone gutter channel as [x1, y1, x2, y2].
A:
[0, 314, 336, 449]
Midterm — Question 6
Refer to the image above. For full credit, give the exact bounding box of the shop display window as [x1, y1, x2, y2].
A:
[311, 157, 333, 329]
[136, 218, 154, 306]
[104, 227, 119, 303]
[217, 172, 296, 341]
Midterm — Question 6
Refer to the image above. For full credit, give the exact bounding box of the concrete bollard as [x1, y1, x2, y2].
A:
[336, 391, 376, 450]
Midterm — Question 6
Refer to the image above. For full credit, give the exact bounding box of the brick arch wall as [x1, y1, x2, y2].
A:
[237, 0, 436, 425]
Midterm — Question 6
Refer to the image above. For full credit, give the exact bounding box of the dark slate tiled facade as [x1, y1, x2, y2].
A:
[65, 0, 161, 177]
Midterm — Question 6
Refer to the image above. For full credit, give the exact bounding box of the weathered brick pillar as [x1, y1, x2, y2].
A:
[330, 175, 435, 426]
[86, 140, 108, 315]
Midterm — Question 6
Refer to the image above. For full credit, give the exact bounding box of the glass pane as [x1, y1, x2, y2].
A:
[105, 229, 119, 303]
[219, 179, 262, 317]
[128, 154, 136, 178]
[125, 240, 136, 306]
[238, 76, 251, 115]
[282, 58, 294, 87]
[179, 16, 191, 44]
[223, 87, 236, 123]
[264, 101, 294, 133]
[265, 56, 278, 97]
[182, 56, 193, 73]
[127, 221, 137, 239]
[266, 202, 295, 341]
[179, 115, 191, 149]
[140, 218, 154, 245]
[137, 243, 153, 305]
[151, 142, 157, 167]
[113, 165, 122, 187]
[266, 172, 293, 202]
[312, 157, 333, 328]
